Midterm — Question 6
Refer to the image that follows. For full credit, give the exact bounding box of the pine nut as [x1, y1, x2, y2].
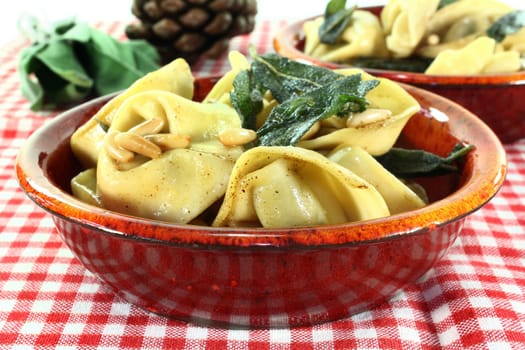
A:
[346, 109, 392, 128]
[128, 117, 165, 136]
[145, 133, 191, 150]
[114, 132, 162, 159]
[300, 121, 321, 140]
[218, 128, 257, 146]
[105, 131, 135, 163]
[427, 34, 440, 46]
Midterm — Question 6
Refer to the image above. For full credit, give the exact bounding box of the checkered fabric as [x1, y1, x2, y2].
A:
[1, 21, 524, 350]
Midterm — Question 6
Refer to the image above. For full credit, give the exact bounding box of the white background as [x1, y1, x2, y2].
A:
[1, 0, 524, 46]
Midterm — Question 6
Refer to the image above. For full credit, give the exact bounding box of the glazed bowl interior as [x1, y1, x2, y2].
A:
[273, 6, 525, 143]
[16, 76, 506, 328]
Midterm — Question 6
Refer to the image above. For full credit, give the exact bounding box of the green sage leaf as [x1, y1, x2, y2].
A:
[230, 69, 263, 130]
[79, 26, 158, 96]
[319, 0, 355, 44]
[126, 40, 163, 73]
[18, 38, 93, 111]
[487, 10, 525, 42]
[18, 17, 160, 111]
[53, 17, 78, 36]
[18, 42, 47, 111]
[34, 39, 93, 87]
[438, 0, 459, 9]
[251, 51, 344, 102]
[375, 144, 474, 178]
[256, 74, 379, 146]
[349, 56, 433, 73]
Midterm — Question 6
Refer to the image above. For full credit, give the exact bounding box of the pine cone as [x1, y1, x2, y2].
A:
[125, 0, 257, 64]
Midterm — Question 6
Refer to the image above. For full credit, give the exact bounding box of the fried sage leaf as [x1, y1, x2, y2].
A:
[319, 0, 356, 44]
[257, 74, 379, 146]
[487, 10, 525, 42]
[438, 0, 459, 9]
[234, 50, 380, 146]
[230, 69, 263, 130]
[349, 56, 433, 73]
[251, 51, 344, 102]
[375, 144, 474, 178]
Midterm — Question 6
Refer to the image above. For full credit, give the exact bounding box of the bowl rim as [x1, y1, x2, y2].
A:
[15, 81, 507, 249]
[273, 7, 525, 86]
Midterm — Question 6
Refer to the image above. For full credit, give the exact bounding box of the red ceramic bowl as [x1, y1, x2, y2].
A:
[273, 6, 525, 143]
[16, 76, 506, 328]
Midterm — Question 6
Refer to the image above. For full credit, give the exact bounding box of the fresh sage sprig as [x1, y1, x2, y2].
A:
[375, 144, 474, 178]
[319, 0, 356, 45]
[18, 16, 160, 111]
[487, 10, 525, 42]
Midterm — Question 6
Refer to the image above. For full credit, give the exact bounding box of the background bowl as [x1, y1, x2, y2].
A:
[16, 76, 506, 328]
[273, 6, 525, 143]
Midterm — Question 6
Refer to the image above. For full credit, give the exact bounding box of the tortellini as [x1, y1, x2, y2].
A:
[96, 91, 244, 224]
[425, 36, 521, 75]
[417, 0, 513, 60]
[501, 27, 525, 55]
[424, 0, 512, 44]
[70, 58, 194, 168]
[71, 55, 250, 223]
[297, 68, 420, 155]
[212, 146, 390, 228]
[381, 0, 440, 58]
[303, 10, 389, 62]
[328, 146, 426, 214]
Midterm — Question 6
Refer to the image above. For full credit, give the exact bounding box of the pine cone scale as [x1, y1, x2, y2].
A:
[179, 8, 210, 28]
[204, 12, 232, 35]
[126, 0, 257, 64]
[209, 0, 235, 11]
[143, 2, 163, 19]
[152, 18, 182, 39]
[160, 0, 187, 13]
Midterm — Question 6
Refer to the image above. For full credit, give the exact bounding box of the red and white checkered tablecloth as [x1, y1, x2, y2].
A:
[1, 21, 524, 350]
